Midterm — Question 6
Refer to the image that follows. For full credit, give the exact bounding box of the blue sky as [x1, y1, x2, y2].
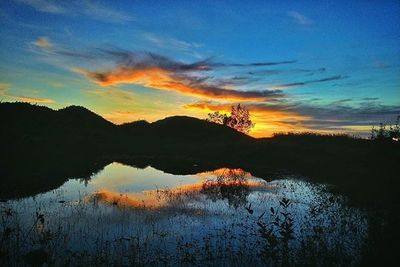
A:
[0, 0, 399, 137]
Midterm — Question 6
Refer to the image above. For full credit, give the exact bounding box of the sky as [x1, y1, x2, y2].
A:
[0, 0, 399, 137]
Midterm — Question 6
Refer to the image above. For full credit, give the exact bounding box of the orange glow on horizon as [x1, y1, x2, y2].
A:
[184, 101, 313, 137]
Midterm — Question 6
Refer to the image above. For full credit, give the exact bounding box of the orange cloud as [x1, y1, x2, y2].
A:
[75, 67, 279, 102]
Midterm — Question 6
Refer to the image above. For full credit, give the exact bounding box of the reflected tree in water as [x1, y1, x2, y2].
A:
[201, 169, 250, 208]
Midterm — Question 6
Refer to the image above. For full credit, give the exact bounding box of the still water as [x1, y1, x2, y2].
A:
[2, 162, 368, 266]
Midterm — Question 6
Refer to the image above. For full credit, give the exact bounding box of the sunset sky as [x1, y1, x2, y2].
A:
[1, 0, 399, 137]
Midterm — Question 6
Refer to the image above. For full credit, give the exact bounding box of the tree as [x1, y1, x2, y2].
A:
[207, 104, 255, 134]
[371, 115, 400, 142]
[206, 111, 229, 125]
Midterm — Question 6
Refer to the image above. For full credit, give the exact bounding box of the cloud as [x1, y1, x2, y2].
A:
[79, 1, 134, 24]
[143, 33, 203, 52]
[32, 43, 295, 102]
[33, 42, 310, 102]
[0, 83, 10, 95]
[272, 75, 346, 89]
[33, 37, 52, 49]
[88, 87, 135, 102]
[77, 67, 283, 101]
[81, 49, 297, 71]
[14, 95, 54, 104]
[283, 102, 400, 134]
[15, 0, 64, 14]
[223, 60, 297, 67]
[0, 84, 53, 104]
[14, 0, 133, 24]
[330, 98, 353, 105]
[70, 50, 286, 102]
[288, 11, 313, 26]
[249, 67, 326, 76]
[362, 97, 379, 101]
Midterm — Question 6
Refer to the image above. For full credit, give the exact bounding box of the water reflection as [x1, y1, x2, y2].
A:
[89, 166, 271, 210]
[0, 162, 368, 266]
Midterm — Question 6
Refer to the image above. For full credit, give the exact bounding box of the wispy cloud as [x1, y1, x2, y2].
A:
[362, 97, 379, 101]
[15, 0, 64, 14]
[0, 83, 55, 103]
[33, 37, 52, 49]
[272, 75, 346, 89]
[221, 60, 297, 67]
[14, 95, 54, 104]
[249, 68, 326, 76]
[14, 0, 134, 24]
[79, 1, 134, 24]
[288, 11, 313, 26]
[0, 83, 10, 95]
[143, 33, 203, 52]
[88, 87, 135, 102]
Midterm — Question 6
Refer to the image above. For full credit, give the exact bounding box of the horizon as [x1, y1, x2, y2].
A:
[1, 100, 381, 139]
[1, 1, 399, 137]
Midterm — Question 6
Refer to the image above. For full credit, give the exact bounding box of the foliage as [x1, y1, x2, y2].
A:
[206, 111, 230, 125]
[371, 115, 400, 141]
[207, 104, 255, 134]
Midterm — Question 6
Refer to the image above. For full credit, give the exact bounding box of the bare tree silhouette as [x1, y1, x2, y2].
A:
[207, 104, 255, 134]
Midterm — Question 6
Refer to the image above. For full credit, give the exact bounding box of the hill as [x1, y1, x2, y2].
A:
[0, 102, 254, 158]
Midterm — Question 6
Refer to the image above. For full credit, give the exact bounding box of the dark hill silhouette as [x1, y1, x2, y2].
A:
[151, 116, 251, 142]
[120, 119, 150, 128]
[0, 102, 117, 158]
[57, 105, 115, 129]
[0, 102, 252, 147]
[119, 115, 252, 142]
[0, 102, 256, 168]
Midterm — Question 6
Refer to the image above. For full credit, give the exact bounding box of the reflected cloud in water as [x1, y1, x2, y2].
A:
[89, 166, 273, 210]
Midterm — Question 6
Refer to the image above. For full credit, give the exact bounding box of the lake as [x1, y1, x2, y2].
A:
[1, 162, 369, 266]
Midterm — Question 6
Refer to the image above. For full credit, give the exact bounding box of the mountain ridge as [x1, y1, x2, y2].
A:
[0, 102, 254, 155]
